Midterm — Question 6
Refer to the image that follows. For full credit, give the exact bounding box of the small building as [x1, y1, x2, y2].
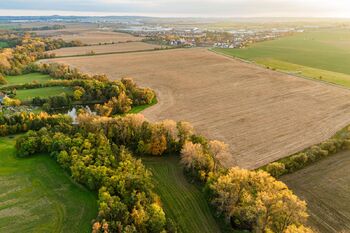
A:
[0, 92, 7, 104]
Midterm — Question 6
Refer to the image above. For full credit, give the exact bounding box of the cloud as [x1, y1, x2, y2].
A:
[1, 0, 350, 17]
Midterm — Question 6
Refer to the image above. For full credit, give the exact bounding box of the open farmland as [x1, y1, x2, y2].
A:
[49, 42, 162, 57]
[214, 29, 350, 88]
[282, 150, 350, 233]
[35, 26, 143, 45]
[47, 48, 350, 169]
[0, 137, 97, 233]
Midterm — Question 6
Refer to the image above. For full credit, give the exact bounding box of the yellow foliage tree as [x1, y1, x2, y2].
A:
[210, 167, 309, 232]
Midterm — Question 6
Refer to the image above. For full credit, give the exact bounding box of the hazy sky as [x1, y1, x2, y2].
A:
[1, 0, 350, 17]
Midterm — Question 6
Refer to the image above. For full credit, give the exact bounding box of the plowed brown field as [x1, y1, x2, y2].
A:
[282, 151, 350, 233]
[49, 42, 161, 57]
[46, 48, 350, 169]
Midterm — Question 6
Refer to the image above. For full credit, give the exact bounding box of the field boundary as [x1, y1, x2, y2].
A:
[49, 47, 181, 59]
[209, 48, 350, 92]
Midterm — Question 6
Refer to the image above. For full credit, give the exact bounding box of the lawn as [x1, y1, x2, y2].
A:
[142, 155, 222, 233]
[0, 136, 97, 233]
[15, 86, 73, 101]
[4, 73, 53, 86]
[213, 29, 350, 88]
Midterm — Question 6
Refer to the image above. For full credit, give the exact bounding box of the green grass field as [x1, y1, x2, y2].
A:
[15, 86, 73, 101]
[142, 156, 222, 233]
[0, 41, 9, 48]
[0, 136, 97, 233]
[214, 29, 350, 88]
[5, 73, 53, 86]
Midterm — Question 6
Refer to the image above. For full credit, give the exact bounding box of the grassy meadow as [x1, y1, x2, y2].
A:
[3, 73, 73, 102]
[15, 86, 73, 101]
[0, 136, 97, 233]
[142, 156, 222, 233]
[214, 29, 350, 88]
[5, 73, 53, 85]
[0, 41, 9, 48]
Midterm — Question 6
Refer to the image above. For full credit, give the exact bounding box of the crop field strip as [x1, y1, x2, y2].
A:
[214, 29, 350, 88]
[0, 137, 97, 233]
[35, 27, 144, 45]
[282, 150, 350, 233]
[49, 48, 350, 169]
[142, 156, 221, 233]
[49, 42, 162, 57]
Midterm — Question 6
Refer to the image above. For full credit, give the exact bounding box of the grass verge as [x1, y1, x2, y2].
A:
[129, 97, 158, 114]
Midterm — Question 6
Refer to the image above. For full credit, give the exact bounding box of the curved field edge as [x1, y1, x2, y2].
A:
[0, 136, 98, 233]
[142, 156, 223, 233]
[129, 97, 158, 114]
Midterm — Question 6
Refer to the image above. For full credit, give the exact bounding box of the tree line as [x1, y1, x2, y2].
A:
[0, 33, 83, 76]
[14, 113, 314, 233]
[2, 62, 155, 114]
[0, 111, 71, 136]
[262, 126, 350, 178]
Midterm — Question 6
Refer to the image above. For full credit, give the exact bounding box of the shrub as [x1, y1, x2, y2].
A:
[265, 162, 286, 178]
[286, 153, 308, 172]
[3, 96, 21, 106]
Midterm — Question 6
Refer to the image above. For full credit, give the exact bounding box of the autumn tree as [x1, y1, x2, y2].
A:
[3, 96, 21, 106]
[0, 73, 7, 85]
[208, 140, 231, 171]
[284, 225, 314, 233]
[209, 167, 309, 232]
[180, 141, 214, 180]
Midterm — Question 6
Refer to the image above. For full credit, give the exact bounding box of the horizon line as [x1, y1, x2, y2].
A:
[1, 9, 350, 19]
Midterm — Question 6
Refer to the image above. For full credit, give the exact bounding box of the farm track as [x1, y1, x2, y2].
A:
[47, 48, 350, 169]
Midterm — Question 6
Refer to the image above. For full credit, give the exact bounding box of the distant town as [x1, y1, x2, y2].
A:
[118, 26, 304, 48]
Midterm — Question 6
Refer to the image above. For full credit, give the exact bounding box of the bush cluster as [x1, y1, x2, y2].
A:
[262, 128, 350, 178]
